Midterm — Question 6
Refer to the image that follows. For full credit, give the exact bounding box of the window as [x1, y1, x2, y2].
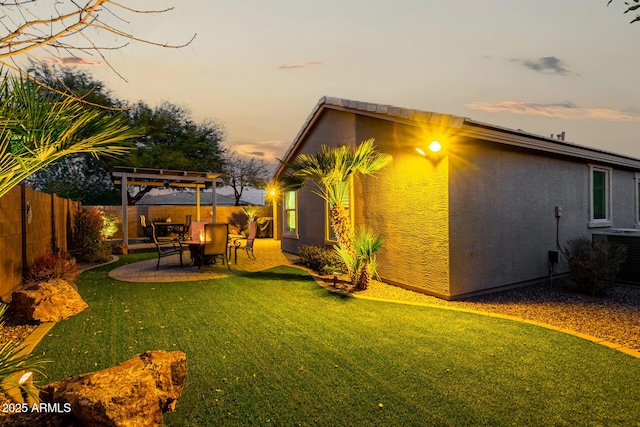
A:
[283, 190, 297, 236]
[326, 182, 350, 242]
[589, 165, 612, 227]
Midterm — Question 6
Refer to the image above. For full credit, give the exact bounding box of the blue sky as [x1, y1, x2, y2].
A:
[27, 1, 640, 163]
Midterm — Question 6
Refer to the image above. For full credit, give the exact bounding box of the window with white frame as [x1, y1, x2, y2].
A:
[283, 190, 298, 236]
[326, 182, 350, 242]
[589, 165, 612, 227]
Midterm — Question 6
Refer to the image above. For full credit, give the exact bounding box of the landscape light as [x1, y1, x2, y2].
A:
[19, 372, 32, 384]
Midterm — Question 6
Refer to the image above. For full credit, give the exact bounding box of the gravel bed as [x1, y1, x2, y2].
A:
[319, 274, 640, 352]
[0, 315, 38, 350]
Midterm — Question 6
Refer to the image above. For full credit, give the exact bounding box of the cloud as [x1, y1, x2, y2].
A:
[278, 61, 322, 70]
[230, 140, 290, 162]
[521, 56, 571, 76]
[466, 101, 640, 121]
[47, 57, 101, 66]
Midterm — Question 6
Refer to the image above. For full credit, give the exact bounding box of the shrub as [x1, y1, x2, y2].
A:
[72, 208, 112, 263]
[24, 251, 80, 285]
[297, 245, 346, 274]
[101, 213, 119, 239]
[564, 238, 627, 296]
[228, 211, 249, 235]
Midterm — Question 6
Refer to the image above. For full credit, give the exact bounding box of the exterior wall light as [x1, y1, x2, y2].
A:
[429, 141, 442, 153]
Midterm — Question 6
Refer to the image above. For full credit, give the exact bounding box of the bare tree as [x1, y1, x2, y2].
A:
[0, 1, 195, 96]
[222, 151, 270, 206]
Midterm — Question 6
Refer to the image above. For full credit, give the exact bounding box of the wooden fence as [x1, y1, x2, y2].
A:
[0, 185, 81, 301]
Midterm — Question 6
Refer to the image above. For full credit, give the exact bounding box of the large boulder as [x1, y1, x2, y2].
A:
[40, 350, 188, 427]
[10, 279, 88, 322]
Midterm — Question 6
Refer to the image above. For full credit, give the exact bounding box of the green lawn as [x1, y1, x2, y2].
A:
[35, 254, 640, 426]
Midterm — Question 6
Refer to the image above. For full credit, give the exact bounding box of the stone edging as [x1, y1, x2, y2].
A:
[309, 275, 640, 360]
[79, 255, 119, 272]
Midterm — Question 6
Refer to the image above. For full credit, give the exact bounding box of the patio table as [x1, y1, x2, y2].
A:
[153, 222, 184, 239]
[182, 235, 242, 265]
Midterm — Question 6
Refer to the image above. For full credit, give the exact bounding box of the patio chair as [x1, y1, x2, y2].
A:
[200, 223, 230, 270]
[151, 223, 184, 270]
[140, 215, 153, 242]
[231, 221, 257, 262]
[175, 214, 192, 241]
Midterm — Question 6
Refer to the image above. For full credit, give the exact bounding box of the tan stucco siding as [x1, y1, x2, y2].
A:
[361, 153, 450, 296]
[354, 116, 451, 297]
[280, 109, 357, 254]
[448, 140, 591, 296]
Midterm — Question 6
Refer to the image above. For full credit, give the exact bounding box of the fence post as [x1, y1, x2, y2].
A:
[20, 184, 27, 278]
[51, 193, 57, 254]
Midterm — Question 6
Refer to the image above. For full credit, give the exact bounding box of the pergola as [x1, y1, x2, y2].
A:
[112, 166, 224, 245]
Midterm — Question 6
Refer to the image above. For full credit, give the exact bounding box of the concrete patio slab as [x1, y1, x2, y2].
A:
[109, 239, 294, 282]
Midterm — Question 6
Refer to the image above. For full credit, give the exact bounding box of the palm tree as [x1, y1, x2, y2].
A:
[288, 138, 392, 282]
[335, 226, 384, 290]
[0, 72, 137, 198]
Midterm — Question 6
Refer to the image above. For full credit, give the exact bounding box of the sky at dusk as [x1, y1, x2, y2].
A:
[30, 1, 640, 164]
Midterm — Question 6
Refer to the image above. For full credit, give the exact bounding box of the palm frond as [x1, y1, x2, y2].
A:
[0, 72, 138, 198]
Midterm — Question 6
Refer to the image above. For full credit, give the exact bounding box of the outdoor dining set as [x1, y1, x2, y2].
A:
[140, 214, 256, 270]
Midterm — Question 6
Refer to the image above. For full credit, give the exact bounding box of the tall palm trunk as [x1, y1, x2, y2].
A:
[331, 204, 355, 281]
[356, 264, 371, 290]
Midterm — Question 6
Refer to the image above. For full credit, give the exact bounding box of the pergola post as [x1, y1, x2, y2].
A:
[196, 187, 201, 221]
[121, 174, 128, 246]
[212, 183, 217, 222]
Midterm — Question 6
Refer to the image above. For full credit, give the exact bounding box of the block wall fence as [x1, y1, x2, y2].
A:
[0, 185, 81, 301]
[85, 205, 272, 239]
[0, 185, 271, 301]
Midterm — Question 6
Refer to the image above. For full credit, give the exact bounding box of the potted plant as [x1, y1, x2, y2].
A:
[242, 206, 261, 236]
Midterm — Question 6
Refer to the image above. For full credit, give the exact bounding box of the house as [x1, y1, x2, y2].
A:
[273, 96, 640, 299]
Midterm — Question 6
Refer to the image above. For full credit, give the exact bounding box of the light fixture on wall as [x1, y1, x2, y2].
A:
[416, 141, 442, 156]
[429, 141, 442, 152]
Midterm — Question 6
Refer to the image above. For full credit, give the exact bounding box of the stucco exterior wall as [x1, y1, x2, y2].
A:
[280, 109, 356, 254]
[353, 116, 451, 297]
[279, 110, 452, 296]
[447, 140, 638, 297]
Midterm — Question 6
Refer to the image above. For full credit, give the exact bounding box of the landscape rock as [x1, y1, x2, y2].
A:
[40, 350, 188, 427]
[10, 279, 88, 322]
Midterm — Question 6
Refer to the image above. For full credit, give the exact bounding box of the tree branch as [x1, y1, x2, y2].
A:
[0, 0, 196, 86]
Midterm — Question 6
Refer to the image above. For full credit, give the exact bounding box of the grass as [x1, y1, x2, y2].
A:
[34, 253, 640, 426]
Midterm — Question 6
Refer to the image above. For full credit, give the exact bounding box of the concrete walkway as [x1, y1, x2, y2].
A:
[109, 239, 295, 282]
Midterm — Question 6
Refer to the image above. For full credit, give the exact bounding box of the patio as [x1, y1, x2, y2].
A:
[109, 239, 294, 282]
